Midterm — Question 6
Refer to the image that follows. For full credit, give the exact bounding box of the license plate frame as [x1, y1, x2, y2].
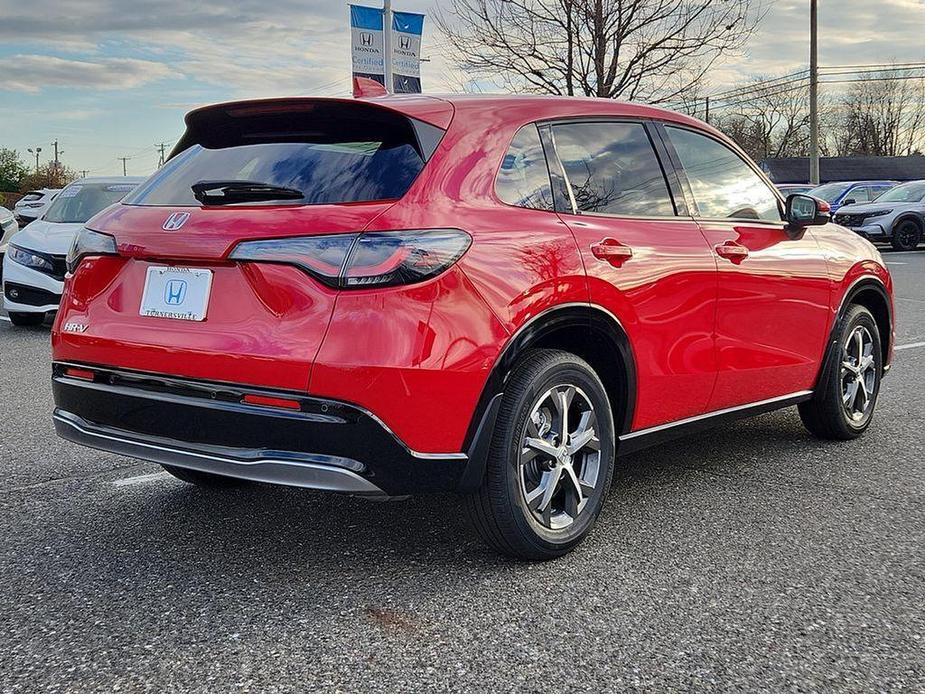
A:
[139, 266, 214, 322]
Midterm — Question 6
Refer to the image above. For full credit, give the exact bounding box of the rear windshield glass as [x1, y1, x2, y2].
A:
[126, 104, 432, 207]
[43, 182, 137, 224]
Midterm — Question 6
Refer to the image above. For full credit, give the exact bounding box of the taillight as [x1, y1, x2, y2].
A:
[229, 229, 471, 289]
[66, 228, 118, 274]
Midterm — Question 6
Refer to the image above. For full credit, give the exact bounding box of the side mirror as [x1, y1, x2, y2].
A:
[842, 198, 856, 206]
[786, 194, 830, 228]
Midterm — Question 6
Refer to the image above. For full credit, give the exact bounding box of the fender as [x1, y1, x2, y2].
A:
[814, 275, 893, 394]
[458, 303, 637, 492]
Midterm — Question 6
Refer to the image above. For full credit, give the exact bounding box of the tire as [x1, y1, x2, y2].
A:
[8, 312, 44, 326]
[890, 218, 922, 251]
[161, 465, 249, 487]
[799, 304, 882, 440]
[465, 349, 616, 561]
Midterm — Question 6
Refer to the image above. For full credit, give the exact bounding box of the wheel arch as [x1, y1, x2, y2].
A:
[891, 213, 924, 235]
[815, 276, 893, 392]
[458, 303, 637, 492]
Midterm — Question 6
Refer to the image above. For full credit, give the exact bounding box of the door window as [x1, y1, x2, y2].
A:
[495, 124, 555, 211]
[666, 127, 781, 222]
[847, 187, 871, 204]
[551, 122, 675, 217]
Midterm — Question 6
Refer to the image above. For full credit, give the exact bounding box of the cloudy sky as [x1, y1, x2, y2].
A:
[1, 0, 922, 176]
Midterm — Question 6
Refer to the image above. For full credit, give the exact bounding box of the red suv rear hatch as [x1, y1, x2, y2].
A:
[54, 97, 452, 391]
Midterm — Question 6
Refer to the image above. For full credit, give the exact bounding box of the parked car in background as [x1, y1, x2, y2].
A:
[3, 177, 142, 325]
[808, 180, 896, 213]
[0, 205, 18, 283]
[13, 188, 60, 225]
[49, 94, 894, 559]
[776, 184, 815, 196]
[834, 180, 925, 251]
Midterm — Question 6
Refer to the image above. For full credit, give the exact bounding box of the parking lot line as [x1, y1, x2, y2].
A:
[0, 316, 10, 323]
[896, 341, 925, 351]
[112, 471, 171, 487]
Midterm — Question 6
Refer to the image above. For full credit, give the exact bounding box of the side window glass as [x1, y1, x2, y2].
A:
[551, 122, 675, 217]
[495, 124, 555, 211]
[666, 126, 782, 222]
[849, 187, 870, 203]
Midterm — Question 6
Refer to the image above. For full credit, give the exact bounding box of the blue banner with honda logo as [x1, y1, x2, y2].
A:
[350, 5, 424, 94]
[350, 5, 386, 87]
[391, 11, 424, 94]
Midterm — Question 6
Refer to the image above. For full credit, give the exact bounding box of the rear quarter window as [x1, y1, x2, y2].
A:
[495, 124, 554, 211]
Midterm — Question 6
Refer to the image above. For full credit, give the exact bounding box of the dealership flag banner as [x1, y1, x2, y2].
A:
[391, 11, 424, 94]
[350, 5, 386, 87]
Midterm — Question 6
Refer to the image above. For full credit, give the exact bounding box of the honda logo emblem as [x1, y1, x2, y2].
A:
[164, 279, 188, 305]
[162, 212, 190, 231]
[360, 32, 373, 46]
[400, 36, 411, 50]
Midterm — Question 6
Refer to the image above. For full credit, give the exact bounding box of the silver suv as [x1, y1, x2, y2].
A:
[833, 180, 925, 251]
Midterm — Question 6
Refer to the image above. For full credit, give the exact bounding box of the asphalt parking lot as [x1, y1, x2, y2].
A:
[1, 250, 923, 692]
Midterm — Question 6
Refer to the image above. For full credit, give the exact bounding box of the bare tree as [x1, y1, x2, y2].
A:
[713, 74, 812, 161]
[831, 71, 925, 157]
[435, 0, 764, 103]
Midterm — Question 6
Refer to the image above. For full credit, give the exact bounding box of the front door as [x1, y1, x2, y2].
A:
[662, 125, 832, 410]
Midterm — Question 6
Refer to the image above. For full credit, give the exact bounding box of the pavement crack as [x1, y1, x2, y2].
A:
[0, 462, 151, 494]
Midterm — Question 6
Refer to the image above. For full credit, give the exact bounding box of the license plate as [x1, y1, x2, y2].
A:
[139, 266, 213, 321]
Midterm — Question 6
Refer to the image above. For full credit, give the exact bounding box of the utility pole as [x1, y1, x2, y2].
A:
[705, 96, 711, 124]
[383, 0, 393, 93]
[27, 147, 42, 173]
[52, 140, 62, 168]
[809, 0, 820, 185]
[118, 157, 130, 176]
[156, 143, 168, 167]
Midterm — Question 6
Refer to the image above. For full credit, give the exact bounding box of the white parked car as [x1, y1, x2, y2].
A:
[13, 188, 60, 225]
[3, 177, 142, 326]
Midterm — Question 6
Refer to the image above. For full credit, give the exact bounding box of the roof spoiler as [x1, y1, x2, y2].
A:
[352, 76, 388, 99]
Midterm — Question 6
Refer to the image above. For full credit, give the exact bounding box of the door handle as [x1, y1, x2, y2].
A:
[715, 241, 749, 264]
[591, 238, 633, 267]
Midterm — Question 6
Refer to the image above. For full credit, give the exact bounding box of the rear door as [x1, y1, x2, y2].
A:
[544, 120, 718, 430]
[661, 124, 832, 410]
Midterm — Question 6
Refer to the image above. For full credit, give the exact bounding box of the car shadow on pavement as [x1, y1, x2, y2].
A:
[52, 410, 826, 577]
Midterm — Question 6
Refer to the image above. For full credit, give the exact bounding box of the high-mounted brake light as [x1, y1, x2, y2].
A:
[229, 229, 471, 289]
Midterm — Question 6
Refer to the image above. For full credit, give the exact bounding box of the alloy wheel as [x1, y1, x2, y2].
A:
[841, 325, 877, 422]
[518, 384, 602, 530]
[896, 221, 920, 249]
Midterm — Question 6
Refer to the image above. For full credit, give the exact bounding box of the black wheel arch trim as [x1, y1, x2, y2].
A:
[459, 303, 637, 493]
[891, 214, 924, 237]
[815, 276, 893, 392]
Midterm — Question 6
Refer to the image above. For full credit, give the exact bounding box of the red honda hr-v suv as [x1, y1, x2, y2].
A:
[52, 93, 893, 559]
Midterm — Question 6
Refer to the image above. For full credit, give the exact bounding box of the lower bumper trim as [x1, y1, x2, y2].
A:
[54, 410, 387, 496]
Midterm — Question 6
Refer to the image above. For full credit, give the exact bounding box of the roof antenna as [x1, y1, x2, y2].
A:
[352, 77, 389, 99]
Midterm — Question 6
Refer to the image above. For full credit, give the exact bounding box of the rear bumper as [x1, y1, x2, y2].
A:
[51, 363, 471, 496]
